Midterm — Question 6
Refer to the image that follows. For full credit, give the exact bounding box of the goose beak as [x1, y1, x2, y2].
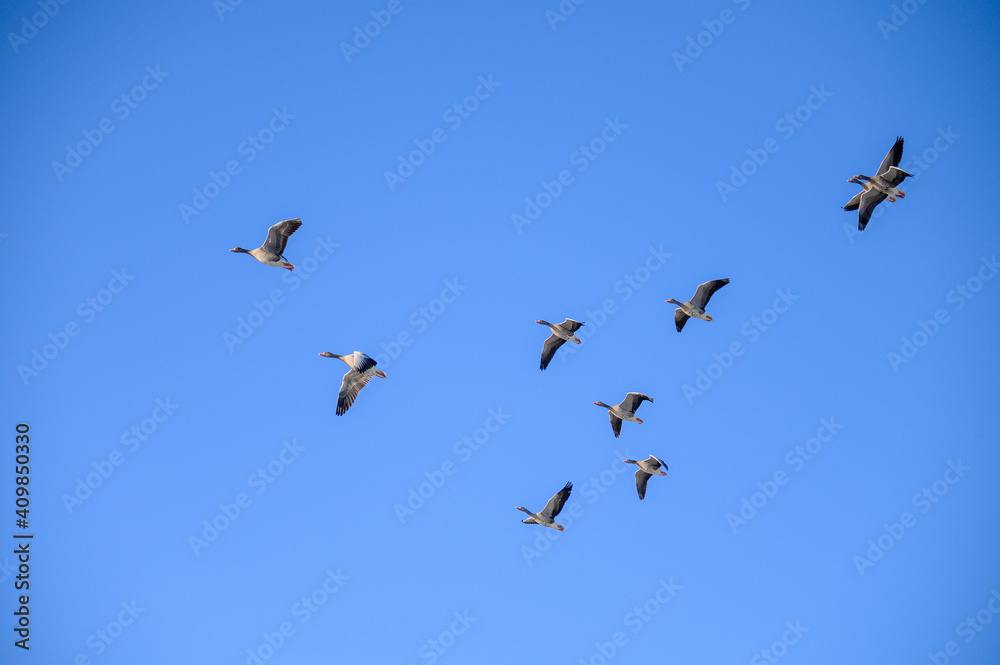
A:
[636, 418, 643, 424]
[706, 315, 714, 322]
[556, 525, 564, 531]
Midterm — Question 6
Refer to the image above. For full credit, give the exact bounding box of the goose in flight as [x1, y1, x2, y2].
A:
[517, 482, 572, 531]
[318, 351, 387, 415]
[624, 455, 668, 500]
[666, 279, 730, 332]
[537, 318, 584, 370]
[843, 137, 912, 231]
[231, 218, 302, 269]
[594, 393, 653, 438]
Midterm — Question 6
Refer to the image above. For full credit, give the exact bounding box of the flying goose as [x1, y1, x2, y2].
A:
[843, 137, 912, 231]
[624, 455, 668, 500]
[517, 482, 572, 531]
[318, 351, 387, 415]
[231, 218, 302, 270]
[594, 393, 653, 438]
[666, 279, 730, 332]
[537, 318, 584, 370]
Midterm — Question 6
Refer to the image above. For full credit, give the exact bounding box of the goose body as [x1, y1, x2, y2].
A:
[537, 318, 584, 370]
[231, 218, 302, 270]
[843, 137, 912, 231]
[624, 455, 668, 500]
[517, 482, 572, 531]
[319, 351, 387, 415]
[666, 279, 730, 332]
[594, 392, 653, 438]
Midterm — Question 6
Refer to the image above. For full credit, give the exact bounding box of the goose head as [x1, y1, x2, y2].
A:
[665, 298, 682, 306]
[593, 401, 612, 409]
[230, 247, 250, 253]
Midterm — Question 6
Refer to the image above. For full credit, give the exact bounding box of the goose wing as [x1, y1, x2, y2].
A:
[881, 166, 912, 188]
[336, 368, 373, 415]
[635, 469, 652, 500]
[857, 189, 887, 231]
[674, 308, 690, 333]
[350, 351, 377, 373]
[540, 334, 567, 370]
[610, 413, 623, 438]
[876, 136, 904, 176]
[559, 318, 585, 333]
[260, 218, 302, 258]
[540, 482, 572, 520]
[691, 279, 730, 309]
[620, 392, 653, 413]
[647, 455, 668, 472]
[843, 190, 863, 212]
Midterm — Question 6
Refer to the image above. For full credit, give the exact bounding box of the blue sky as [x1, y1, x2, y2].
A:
[2, 0, 999, 663]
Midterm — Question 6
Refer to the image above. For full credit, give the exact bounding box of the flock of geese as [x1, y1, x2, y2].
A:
[229, 137, 912, 530]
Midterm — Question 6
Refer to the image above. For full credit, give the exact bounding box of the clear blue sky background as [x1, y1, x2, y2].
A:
[2, 1, 999, 663]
